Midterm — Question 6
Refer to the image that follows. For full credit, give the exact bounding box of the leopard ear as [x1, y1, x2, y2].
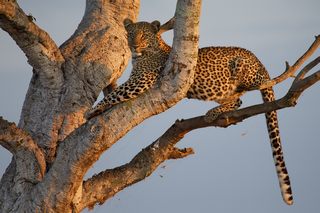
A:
[124, 18, 133, 29]
[151, 20, 161, 33]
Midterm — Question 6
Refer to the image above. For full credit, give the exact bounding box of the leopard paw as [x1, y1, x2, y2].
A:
[204, 109, 220, 123]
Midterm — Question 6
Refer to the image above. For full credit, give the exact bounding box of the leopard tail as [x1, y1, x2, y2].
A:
[260, 87, 293, 205]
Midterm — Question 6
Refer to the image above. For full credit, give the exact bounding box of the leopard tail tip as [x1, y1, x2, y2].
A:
[283, 195, 294, 205]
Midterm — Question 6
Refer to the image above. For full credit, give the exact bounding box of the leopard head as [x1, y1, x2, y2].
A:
[124, 19, 162, 58]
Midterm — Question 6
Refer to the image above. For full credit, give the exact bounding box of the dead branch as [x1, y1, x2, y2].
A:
[250, 35, 320, 91]
[294, 56, 320, 82]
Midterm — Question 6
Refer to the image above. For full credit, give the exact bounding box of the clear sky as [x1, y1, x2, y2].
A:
[1, 0, 320, 212]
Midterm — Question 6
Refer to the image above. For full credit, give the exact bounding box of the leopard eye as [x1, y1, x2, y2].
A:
[139, 34, 145, 41]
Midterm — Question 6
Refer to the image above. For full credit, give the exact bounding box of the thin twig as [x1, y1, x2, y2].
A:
[294, 56, 320, 83]
[249, 35, 320, 91]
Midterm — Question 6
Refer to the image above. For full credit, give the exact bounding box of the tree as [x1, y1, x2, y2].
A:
[0, 0, 319, 212]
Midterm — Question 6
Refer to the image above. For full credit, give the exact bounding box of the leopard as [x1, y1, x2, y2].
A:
[85, 18, 293, 205]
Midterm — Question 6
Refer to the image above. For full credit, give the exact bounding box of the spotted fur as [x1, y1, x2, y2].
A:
[86, 19, 293, 204]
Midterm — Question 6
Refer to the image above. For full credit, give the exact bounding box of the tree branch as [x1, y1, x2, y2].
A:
[0, 116, 46, 184]
[79, 140, 194, 211]
[0, 117, 25, 154]
[77, 34, 320, 210]
[250, 35, 320, 91]
[0, 0, 64, 79]
[294, 56, 320, 82]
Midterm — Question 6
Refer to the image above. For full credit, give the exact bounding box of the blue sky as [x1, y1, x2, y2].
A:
[1, 0, 320, 212]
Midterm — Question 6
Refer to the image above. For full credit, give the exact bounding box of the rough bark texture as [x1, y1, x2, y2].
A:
[0, 0, 319, 212]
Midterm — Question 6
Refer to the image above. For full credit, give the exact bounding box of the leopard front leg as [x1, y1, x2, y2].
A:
[85, 98, 112, 120]
[204, 98, 242, 122]
[85, 71, 158, 119]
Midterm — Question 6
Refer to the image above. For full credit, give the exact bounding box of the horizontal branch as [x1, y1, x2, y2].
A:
[0, 116, 46, 182]
[0, 0, 64, 79]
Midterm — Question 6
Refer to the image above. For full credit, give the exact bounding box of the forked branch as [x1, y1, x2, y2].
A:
[249, 35, 320, 91]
